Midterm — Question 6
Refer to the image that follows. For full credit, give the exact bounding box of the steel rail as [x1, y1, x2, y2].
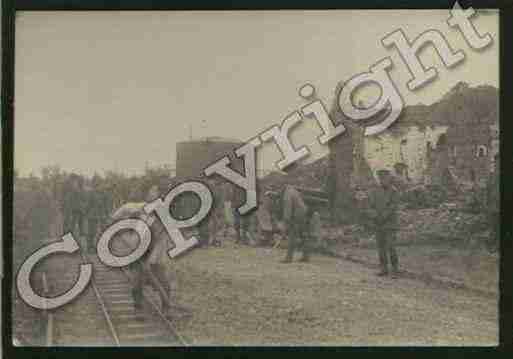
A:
[82, 253, 121, 346]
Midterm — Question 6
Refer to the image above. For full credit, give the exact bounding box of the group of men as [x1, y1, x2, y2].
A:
[97, 155, 500, 318]
[267, 169, 401, 276]
[197, 180, 273, 248]
[62, 174, 112, 253]
[270, 157, 500, 275]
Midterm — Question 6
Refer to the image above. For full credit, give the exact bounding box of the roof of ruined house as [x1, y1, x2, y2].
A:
[382, 83, 498, 135]
[260, 83, 498, 191]
[425, 82, 498, 126]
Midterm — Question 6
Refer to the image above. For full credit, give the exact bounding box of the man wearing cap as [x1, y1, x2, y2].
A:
[114, 187, 174, 320]
[367, 169, 400, 277]
[275, 185, 311, 263]
[129, 213, 173, 318]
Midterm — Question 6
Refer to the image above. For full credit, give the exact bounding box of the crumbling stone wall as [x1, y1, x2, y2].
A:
[429, 84, 499, 188]
[363, 125, 448, 184]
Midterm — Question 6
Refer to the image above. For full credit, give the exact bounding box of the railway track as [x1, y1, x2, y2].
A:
[47, 251, 188, 346]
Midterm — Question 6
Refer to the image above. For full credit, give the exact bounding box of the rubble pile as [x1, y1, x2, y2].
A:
[261, 157, 329, 191]
[312, 203, 489, 250]
[398, 206, 489, 242]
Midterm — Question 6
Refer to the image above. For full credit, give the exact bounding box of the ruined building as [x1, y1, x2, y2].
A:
[328, 82, 498, 214]
[363, 105, 448, 184]
[362, 83, 498, 187]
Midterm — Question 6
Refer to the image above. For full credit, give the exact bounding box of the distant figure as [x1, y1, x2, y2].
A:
[367, 170, 400, 278]
[309, 211, 323, 251]
[210, 201, 224, 247]
[256, 193, 274, 246]
[224, 182, 245, 244]
[486, 154, 500, 253]
[221, 182, 236, 236]
[208, 178, 224, 246]
[392, 162, 410, 191]
[85, 175, 104, 253]
[275, 185, 312, 263]
[197, 178, 223, 247]
[62, 174, 85, 235]
[236, 212, 252, 245]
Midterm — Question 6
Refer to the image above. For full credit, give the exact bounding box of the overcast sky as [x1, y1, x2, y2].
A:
[14, 10, 499, 177]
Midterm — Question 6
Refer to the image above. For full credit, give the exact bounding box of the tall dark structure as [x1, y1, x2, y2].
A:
[175, 137, 245, 218]
[176, 137, 244, 180]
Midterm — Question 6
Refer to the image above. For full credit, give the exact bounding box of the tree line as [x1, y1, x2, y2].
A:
[14, 164, 175, 242]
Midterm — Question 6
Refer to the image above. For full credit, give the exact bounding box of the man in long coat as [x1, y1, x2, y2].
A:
[278, 185, 311, 263]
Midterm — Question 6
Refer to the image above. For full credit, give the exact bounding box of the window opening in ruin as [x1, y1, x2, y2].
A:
[477, 145, 488, 158]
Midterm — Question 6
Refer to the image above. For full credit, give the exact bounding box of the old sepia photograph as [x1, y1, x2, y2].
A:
[12, 9, 499, 346]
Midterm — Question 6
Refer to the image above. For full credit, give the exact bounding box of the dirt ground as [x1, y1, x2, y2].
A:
[331, 240, 498, 295]
[12, 230, 498, 346]
[166, 240, 498, 346]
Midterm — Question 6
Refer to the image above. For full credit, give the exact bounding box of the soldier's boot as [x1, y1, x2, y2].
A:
[299, 245, 310, 262]
[376, 258, 389, 276]
[389, 268, 399, 279]
[281, 238, 294, 263]
[389, 247, 399, 278]
[376, 256, 389, 276]
[376, 234, 389, 276]
[298, 255, 310, 263]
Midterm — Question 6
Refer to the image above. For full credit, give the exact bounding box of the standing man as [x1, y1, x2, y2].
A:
[144, 185, 173, 316]
[392, 162, 410, 191]
[130, 213, 173, 319]
[62, 174, 85, 235]
[111, 200, 174, 320]
[223, 181, 246, 244]
[367, 169, 400, 278]
[486, 153, 500, 253]
[85, 175, 104, 253]
[278, 185, 311, 263]
[256, 192, 274, 246]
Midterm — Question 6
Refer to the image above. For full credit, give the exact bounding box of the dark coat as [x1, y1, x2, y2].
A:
[367, 185, 399, 232]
